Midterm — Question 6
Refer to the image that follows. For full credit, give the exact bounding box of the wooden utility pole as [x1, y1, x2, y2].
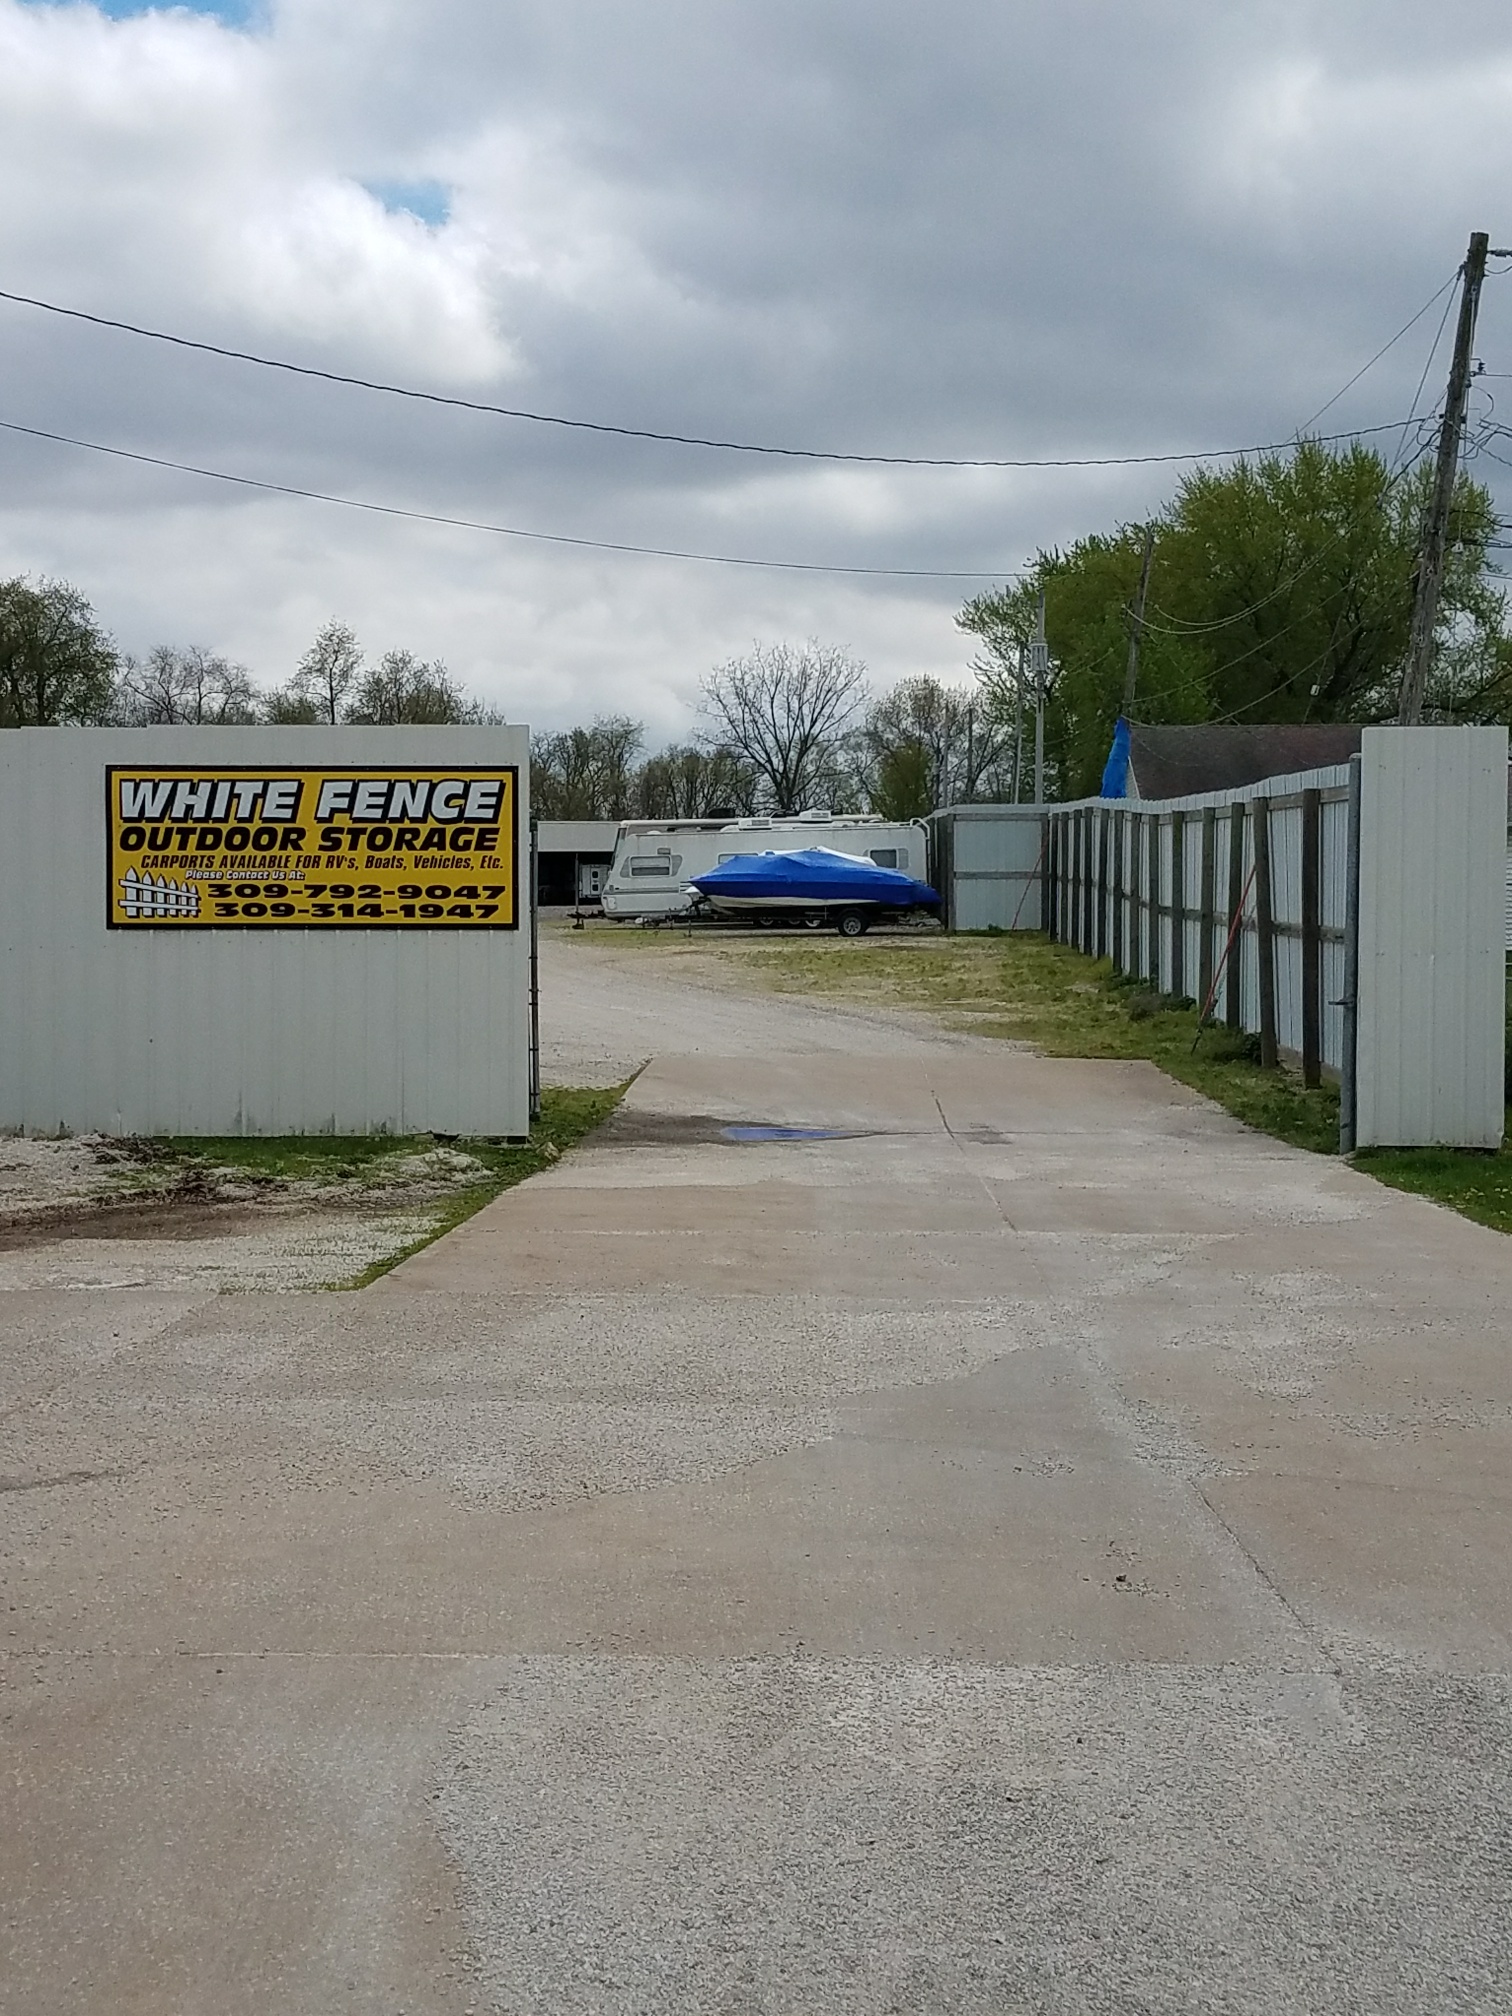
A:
[1122, 523, 1156, 715]
[1397, 231, 1492, 724]
[1031, 591, 1048, 805]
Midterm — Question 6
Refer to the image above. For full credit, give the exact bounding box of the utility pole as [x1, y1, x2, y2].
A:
[1397, 231, 1498, 724]
[1122, 522, 1156, 716]
[1012, 640, 1025, 804]
[1031, 590, 1049, 805]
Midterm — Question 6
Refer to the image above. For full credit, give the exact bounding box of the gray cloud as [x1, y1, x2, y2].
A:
[0, 0, 1508, 736]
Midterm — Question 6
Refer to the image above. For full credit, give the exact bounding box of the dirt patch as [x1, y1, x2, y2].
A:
[596, 1112, 736, 1148]
[0, 1198, 259, 1252]
[0, 1136, 492, 1291]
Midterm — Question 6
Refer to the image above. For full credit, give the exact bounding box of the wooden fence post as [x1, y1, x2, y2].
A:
[1095, 811, 1109, 959]
[1301, 787, 1322, 1087]
[1082, 809, 1095, 952]
[1043, 815, 1056, 938]
[1110, 811, 1124, 970]
[1198, 807, 1216, 1014]
[1225, 806, 1244, 1030]
[1170, 814, 1186, 1000]
[1252, 796, 1278, 1068]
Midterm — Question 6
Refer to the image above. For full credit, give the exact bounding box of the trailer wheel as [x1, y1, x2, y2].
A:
[801, 910, 826, 930]
[757, 912, 780, 929]
[836, 909, 869, 938]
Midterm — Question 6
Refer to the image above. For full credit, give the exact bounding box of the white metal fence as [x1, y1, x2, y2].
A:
[1044, 765, 1353, 1082]
[1038, 727, 1508, 1149]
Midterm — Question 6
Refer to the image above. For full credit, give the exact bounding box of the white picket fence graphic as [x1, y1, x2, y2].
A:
[118, 868, 201, 920]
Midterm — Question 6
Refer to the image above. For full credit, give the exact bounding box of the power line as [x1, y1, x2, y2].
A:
[1132, 294, 1463, 644]
[0, 283, 1416, 472]
[0, 416, 1014, 580]
[1294, 271, 1460, 434]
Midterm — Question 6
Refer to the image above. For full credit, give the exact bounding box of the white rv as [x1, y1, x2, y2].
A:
[600, 812, 929, 921]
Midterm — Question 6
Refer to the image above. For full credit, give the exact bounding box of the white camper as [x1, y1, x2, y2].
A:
[600, 812, 929, 921]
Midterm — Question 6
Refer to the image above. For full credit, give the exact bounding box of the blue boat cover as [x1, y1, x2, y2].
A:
[691, 847, 938, 906]
[1100, 715, 1132, 798]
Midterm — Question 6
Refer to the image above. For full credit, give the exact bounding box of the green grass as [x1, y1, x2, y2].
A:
[155, 1084, 625, 1286]
[1354, 1146, 1512, 1236]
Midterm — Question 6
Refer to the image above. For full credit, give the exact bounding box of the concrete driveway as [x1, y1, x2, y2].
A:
[4, 941, 1512, 2012]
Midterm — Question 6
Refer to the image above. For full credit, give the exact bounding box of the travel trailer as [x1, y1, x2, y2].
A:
[600, 812, 929, 921]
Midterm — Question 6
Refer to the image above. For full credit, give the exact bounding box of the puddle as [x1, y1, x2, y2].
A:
[722, 1125, 863, 1143]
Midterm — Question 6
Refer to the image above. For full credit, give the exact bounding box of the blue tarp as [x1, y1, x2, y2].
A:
[1100, 715, 1132, 798]
[691, 847, 938, 907]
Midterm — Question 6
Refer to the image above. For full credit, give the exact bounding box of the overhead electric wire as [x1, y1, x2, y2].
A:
[1293, 270, 1461, 435]
[1123, 296, 1463, 646]
[0, 283, 1416, 472]
[0, 416, 1014, 579]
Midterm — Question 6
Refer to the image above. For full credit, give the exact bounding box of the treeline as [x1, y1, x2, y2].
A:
[10, 438, 1501, 808]
[0, 582, 1007, 820]
[959, 440, 1512, 798]
[534, 642, 1012, 820]
[0, 591, 492, 731]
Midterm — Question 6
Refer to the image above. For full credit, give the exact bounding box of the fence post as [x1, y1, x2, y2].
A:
[1081, 809, 1094, 951]
[1198, 807, 1216, 1014]
[1252, 796, 1278, 1068]
[1170, 814, 1186, 1000]
[1339, 755, 1363, 1152]
[1110, 811, 1124, 970]
[1095, 811, 1109, 959]
[1225, 807, 1244, 1029]
[1300, 787, 1322, 1089]
[1141, 814, 1154, 979]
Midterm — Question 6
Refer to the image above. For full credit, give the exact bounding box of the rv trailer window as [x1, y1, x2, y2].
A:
[628, 856, 672, 876]
[869, 849, 898, 868]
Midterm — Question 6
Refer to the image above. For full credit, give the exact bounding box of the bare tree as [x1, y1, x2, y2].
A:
[854, 676, 1013, 815]
[114, 645, 260, 725]
[699, 641, 868, 814]
[293, 618, 363, 724]
[346, 649, 474, 724]
[531, 716, 645, 818]
[634, 743, 758, 819]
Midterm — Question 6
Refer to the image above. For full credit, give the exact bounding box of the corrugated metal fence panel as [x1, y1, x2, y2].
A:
[1044, 765, 1355, 1067]
[0, 726, 533, 1137]
[1354, 726, 1507, 1149]
[931, 806, 1044, 930]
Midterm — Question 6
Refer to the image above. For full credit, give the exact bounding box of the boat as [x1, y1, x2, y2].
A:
[599, 812, 927, 921]
[689, 847, 940, 935]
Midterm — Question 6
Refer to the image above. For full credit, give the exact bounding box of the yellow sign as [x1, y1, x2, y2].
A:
[106, 765, 519, 929]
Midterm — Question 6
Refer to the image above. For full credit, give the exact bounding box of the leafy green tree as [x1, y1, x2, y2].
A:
[959, 441, 1512, 799]
[868, 739, 934, 819]
[0, 576, 117, 726]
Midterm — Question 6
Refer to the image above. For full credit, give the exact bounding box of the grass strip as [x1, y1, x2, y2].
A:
[338, 1084, 625, 1288]
[160, 1083, 625, 1287]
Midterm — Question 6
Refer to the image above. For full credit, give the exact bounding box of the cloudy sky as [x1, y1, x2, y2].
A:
[1, 0, 1510, 740]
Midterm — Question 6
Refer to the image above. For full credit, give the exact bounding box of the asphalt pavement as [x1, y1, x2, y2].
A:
[4, 936, 1511, 2012]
